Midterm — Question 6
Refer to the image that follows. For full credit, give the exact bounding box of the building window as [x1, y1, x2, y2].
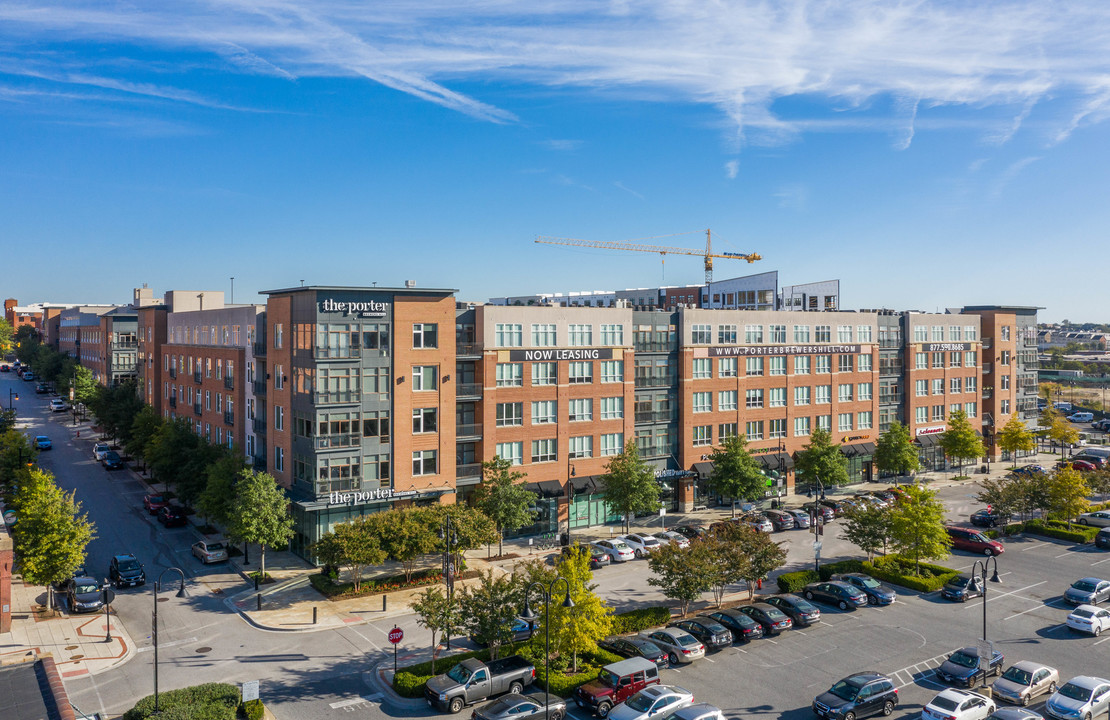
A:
[915, 406, 927, 424]
[531, 439, 557, 463]
[794, 386, 811, 406]
[915, 352, 928, 370]
[965, 377, 977, 393]
[275, 405, 284, 431]
[816, 385, 832, 404]
[1001, 326, 1011, 341]
[733, 324, 755, 344]
[495, 323, 523, 347]
[568, 398, 593, 422]
[838, 413, 853, 432]
[692, 358, 712, 379]
[857, 326, 872, 342]
[794, 356, 811, 375]
[770, 418, 787, 439]
[1000, 374, 1011, 390]
[531, 362, 557, 386]
[746, 357, 764, 376]
[933, 405, 945, 421]
[413, 450, 439, 474]
[965, 326, 978, 341]
[600, 397, 624, 420]
[496, 402, 524, 427]
[719, 324, 738, 344]
[413, 365, 438, 391]
[932, 326, 943, 342]
[531, 324, 557, 347]
[770, 387, 787, 408]
[692, 425, 712, 446]
[950, 326, 962, 342]
[930, 378, 942, 395]
[570, 435, 594, 458]
[568, 361, 593, 384]
[769, 356, 786, 376]
[275, 446, 284, 472]
[412, 407, 437, 433]
[932, 352, 944, 369]
[600, 360, 623, 383]
[413, 323, 438, 349]
[837, 325, 853, 342]
[965, 402, 977, 418]
[857, 411, 873, 429]
[793, 325, 811, 342]
[913, 326, 927, 343]
[950, 378, 961, 394]
[568, 324, 593, 346]
[274, 323, 283, 349]
[838, 355, 854, 373]
[794, 417, 811, 437]
[816, 355, 831, 374]
[951, 403, 961, 416]
[692, 392, 712, 413]
[600, 433, 624, 456]
[205, 390, 212, 411]
[496, 363, 522, 387]
[745, 421, 763, 441]
[815, 325, 832, 343]
[362, 413, 390, 441]
[746, 388, 764, 408]
[817, 415, 832, 432]
[949, 351, 962, 368]
[1000, 350, 1011, 366]
[1001, 399, 1011, 414]
[858, 354, 872, 372]
[601, 324, 624, 346]
[691, 324, 711, 344]
[719, 358, 737, 378]
[858, 383, 873, 401]
[838, 384, 854, 402]
[532, 400, 557, 424]
[718, 390, 737, 411]
[769, 324, 786, 343]
[965, 351, 977, 367]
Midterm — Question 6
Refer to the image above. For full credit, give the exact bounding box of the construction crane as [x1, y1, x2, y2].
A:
[535, 229, 761, 284]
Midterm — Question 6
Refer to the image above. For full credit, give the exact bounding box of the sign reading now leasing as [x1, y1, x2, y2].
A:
[508, 348, 615, 361]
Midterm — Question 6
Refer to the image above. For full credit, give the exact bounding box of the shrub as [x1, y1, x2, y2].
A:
[311, 568, 447, 600]
[776, 570, 819, 593]
[239, 699, 265, 720]
[817, 559, 867, 581]
[1023, 519, 1098, 543]
[123, 683, 240, 720]
[862, 555, 959, 592]
[393, 671, 431, 698]
[609, 606, 672, 634]
[540, 663, 602, 696]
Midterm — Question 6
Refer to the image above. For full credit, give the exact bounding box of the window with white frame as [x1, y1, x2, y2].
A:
[1001, 399, 1011, 414]
[916, 379, 928, 396]
[568, 324, 593, 346]
[950, 378, 961, 394]
[770, 418, 787, 439]
[601, 360, 623, 383]
[794, 417, 811, 437]
[838, 413, 853, 432]
[965, 377, 977, 393]
[719, 357, 737, 378]
[950, 351, 962, 368]
[691, 324, 712, 344]
[568, 398, 593, 422]
[770, 387, 787, 407]
[931, 326, 943, 342]
[569, 435, 593, 458]
[600, 396, 624, 420]
[857, 411, 873, 429]
[1001, 326, 1011, 341]
[816, 355, 831, 374]
[531, 439, 557, 463]
[932, 378, 944, 395]
[532, 362, 556, 386]
[965, 326, 977, 341]
[496, 363, 522, 387]
[794, 386, 811, 405]
[412, 407, 437, 433]
[965, 402, 977, 418]
[568, 361, 593, 384]
[532, 400, 557, 424]
[692, 358, 712, 379]
[531, 324, 557, 346]
[496, 402, 524, 427]
[858, 354, 872, 372]
[815, 325, 832, 342]
[794, 356, 811, 375]
[693, 392, 712, 413]
[965, 351, 977, 367]
[719, 423, 737, 440]
[494, 443, 522, 466]
[933, 405, 945, 421]
[857, 326, 872, 342]
[817, 414, 832, 432]
[932, 352, 944, 369]
[913, 326, 928, 342]
[413, 449, 438, 475]
[495, 323, 522, 347]
[816, 385, 832, 404]
[794, 325, 811, 342]
[746, 421, 763, 441]
[1000, 350, 1011, 365]
[743, 324, 762, 343]
[600, 433, 624, 456]
[1000, 374, 1010, 390]
[769, 356, 786, 376]
[719, 324, 737, 344]
[950, 403, 961, 416]
[838, 384, 854, 402]
[718, 390, 737, 411]
[915, 406, 928, 424]
[770, 324, 786, 343]
[413, 323, 438, 349]
[746, 388, 764, 408]
[275, 446, 284, 471]
[838, 354, 854, 373]
[858, 382, 873, 401]
[950, 326, 962, 341]
[692, 425, 712, 446]
[600, 324, 624, 346]
[837, 325, 853, 342]
[275, 405, 284, 431]
[915, 352, 928, 370]
[746, 357, 764, 376]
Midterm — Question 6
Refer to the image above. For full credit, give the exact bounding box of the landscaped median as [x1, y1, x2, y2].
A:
[122, 682, 267, 720]
[777, 556, 960, 594]
[991, 518, 1102, 544]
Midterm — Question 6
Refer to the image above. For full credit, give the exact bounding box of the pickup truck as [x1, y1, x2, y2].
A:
[425, 656, 536, 713]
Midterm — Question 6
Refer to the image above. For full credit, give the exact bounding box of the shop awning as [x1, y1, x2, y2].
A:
[842, 442, 876, 457]
[571, 475, 599, 495]
[757, 452, 794, 470]
[693, 462, 714, 478]
[916, 434, 939, 447]
[526, 480, 564, 499]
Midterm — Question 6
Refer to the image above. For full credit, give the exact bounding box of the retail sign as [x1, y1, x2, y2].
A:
[709, 344, 860, 357]
[327, 488, 418, 505]
[508, 348, 614, 361]
[654, 468, 695, 479]
[916, 426, 945, 436]
[845, 435, 871, 442]
[922, 342, 971, 352]
[320, 298, 389, 317]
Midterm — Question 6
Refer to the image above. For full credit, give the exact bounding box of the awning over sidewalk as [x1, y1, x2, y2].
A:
[756, 452, 794, 470]
[916, 434, 940, 447]
[842, 442, 876, 457]
[571, 475, 600, 495]
[526, 480, 564, 499]
[693, 462, 714, 478]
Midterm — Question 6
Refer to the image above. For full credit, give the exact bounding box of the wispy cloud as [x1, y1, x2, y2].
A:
[613, 180, 643, 199]
[541, 139, 583, 152]
[2, 0, 1109, 143]
[774, 183, 809, 211]
[989, 156, 1041, 199]
[724, 160, 739, 179]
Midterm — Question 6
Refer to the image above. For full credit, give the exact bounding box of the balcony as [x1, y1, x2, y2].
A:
[193, 371, 202, 384]
[456, 383, 482, 399]
[169, 397, 177, 408]
[224, 376, 234, 390]
[252, 417, 267, 434]
[313, 346, 361, 360]
[169, 368, 177, 379]
[111, 341, 138, 350]
[456, 423, 482, 438]
[633, 341, 677, 353]
[982, 339, 992, 350]
[878, 339, 902, 349]
[193, 403, 202, 416]
[456, 343, 481, 358]
[315, 433, 361, 450]
[223, 411, 235, 426]
[313, 390, 360, 405]
[253, 380, 267, 395]
[634, 377, 674, 388]
[252, 341, 267, 357]
[634, 411, 674, 423]
[456, 463, 482, 480]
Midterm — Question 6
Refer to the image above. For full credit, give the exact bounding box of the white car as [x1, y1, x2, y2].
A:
[1045, 677, 1110, 720]
[620, 533, 664, 557]
[49, 398, 67, 412]
[922, 689, 995, 720]
[657, 530, 690, 548]
[1078, 511, 1110, 528]
[593, 539, 635, 563]
[93, 442, 110, 461]
[608, 685, 694, 720]
[1065, 604, 1110, 636]
[658, 704, 725, 720]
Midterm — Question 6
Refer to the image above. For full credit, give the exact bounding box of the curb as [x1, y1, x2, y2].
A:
[365, 658, 427, 710]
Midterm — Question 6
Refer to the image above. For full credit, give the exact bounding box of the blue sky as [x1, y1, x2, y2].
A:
[2, 1, 1109, 323]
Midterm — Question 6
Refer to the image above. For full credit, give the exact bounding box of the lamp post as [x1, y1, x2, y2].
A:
[520, 577, 574, 720]
[439, 514, 457, 650]
[153, 567, 189, 713]
[7, 389, 17, 411]
[71, 369, 78, 426]
[970, 556, 1000, 690]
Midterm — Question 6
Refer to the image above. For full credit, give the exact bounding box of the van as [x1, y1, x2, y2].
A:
[1054, 401, 1073, 412]
[1067, 412, 1094, 423]
[574, 657, 660, 717]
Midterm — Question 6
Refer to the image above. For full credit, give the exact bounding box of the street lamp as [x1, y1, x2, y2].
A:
[152, 567, 189, 713]
[7, 389, 17, 411]
[520, 577, 574, 720]
[439, 514, 458, 650]
[970, 556, 1001, 690]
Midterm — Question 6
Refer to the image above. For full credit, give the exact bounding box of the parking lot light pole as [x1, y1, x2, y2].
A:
[439, 514, 457, 650]
[153, 567, 188, 713]
[521, 577, 573, 720]
[7, 389, 17, 411]
[971, 556, 1000, 690]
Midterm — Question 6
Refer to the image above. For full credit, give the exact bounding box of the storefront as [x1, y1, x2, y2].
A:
[915, 433, 945, 471]
[841, 442, 876, 484]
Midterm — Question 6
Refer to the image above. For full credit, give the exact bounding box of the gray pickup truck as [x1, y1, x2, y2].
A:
[425, 656, 536, 713]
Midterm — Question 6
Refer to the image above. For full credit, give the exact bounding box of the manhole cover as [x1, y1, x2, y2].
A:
[65, 645, 78, 651]
[157, 597, 169, 602]
[71, 654, 84, 660]
[195, 647, 212, 654]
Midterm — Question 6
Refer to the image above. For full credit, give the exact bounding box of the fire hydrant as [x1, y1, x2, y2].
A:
[757, 578, 763, 590]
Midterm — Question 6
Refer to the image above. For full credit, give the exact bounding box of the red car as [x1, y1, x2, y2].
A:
[1057, 459, 1098, 472]
[157, 505, 187, 528]
[143, 494, 169, 514]
[947, 526, 1004, 556]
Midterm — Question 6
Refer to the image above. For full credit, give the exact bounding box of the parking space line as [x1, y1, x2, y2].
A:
[1094, 635, 1110, 646]
[963, 581, 1045, 608]
[1093, 557, 1110, 566]
[1021, 543, 1049, 552]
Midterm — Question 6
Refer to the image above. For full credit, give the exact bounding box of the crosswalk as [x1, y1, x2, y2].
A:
[889, 648, 960, 689]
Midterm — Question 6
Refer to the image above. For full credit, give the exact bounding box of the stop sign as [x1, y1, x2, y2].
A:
[388, 627, 403, 644]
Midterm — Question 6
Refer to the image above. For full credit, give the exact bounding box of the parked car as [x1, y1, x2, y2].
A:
[946, 526, 1005, 556]
[988, 709, 1045, 720]
[93, 442, 111, 461]
[922, 689, 995, 720]
[736, 603, 793, 635]
[942, 574, 985, 602]
[22, 370, 34, 381]
[673, 526, 707, 541]
[802, 502, 836, 522]
[935, 646, 1005, 688]
[640, 628, 705, 666]
[761, 509, 796, 531]
[656, 530, 690, 548]
[658, 703, 725, 720]
[471, 619, 534, 648]
[192, 538, 229, 564]
[575, 657, 661, 718]
[1056, 459, 1098, 472]
[803, 581, 868, 610]
[608, 685, 693, 720]
[48, 398, 67, 412]
[425, 656, 536, 713]
[820, 498, 854, 516]
[143, 494, 169, 514]
[705, 608, 763, 642]
[1093, 419, 1110, 432]
[158, 505, 187, 528]
[560, 544, 611, 570]
[812, 672, 899, 720]
[1010, 465, 1046, 477]
[1065, 604, 1110, 636]
[593, 539, 635, 563]
[1063, 577, 1110, 606]
[0, 363, 8, 372]
[1098, 528, 1110, 550]
[1078, 511, 1110, 528]
[63, 576, 104, 613]
[668, 617, 733, 651]
[739, 513, 773, 533]
[1044, 676, 1110, 720]
[33, 435, 51, 450]
[992, 662, 1060, 707]
[474, 693, 566, 720]
[34, 382, 49, 394]
[763, 594, 821, 627]
[101, 450, 124, 470]
[108, 553, 146, 588]
[970, 509, 1005, 528]
[596, 636, 668, 668]
[832, 573, 897, 605]
[621, 534, 664, 558]
[1072, 454, 1107, 469]
[782, 508, 811, 529]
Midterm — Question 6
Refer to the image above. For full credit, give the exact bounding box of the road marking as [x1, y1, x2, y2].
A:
[136, 636, 198, 652]
[765, 639, 778, 644]
[329, 697, 367, 709]
[1094, 635, 1110, 646]
[1004, 604, 1052, 620]
[705, 657, 715, 663]
[1021, 543, 1049, 552]
[963, 581, 1046, 608]
[1093, 558, 1110, 566]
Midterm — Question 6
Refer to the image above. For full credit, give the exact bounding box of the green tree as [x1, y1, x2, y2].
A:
[1047, 417, 1080, 456]
[13, 469, 96, 609]
[71, 365, 97, 408]
[369, 507, 439, 582]
[13, 326, 39, 365]
[225, 470, 294, 580]
[732, 524, 787, 600]
[146, 416, 197, 491]
[197, 453, 247, 529]
[436, 504, 498, 572]
[939, 409, 985, 475]
[412, 586, 460, 675]
[473, 457, 536, 556]
[841, 504, 894, 560]
[311, 516, 387, 591]
[125, 405, 162, 470]
[874, 421, 920, 482]
[1045, 467, 1090, 527]
[647, 541, 712, 616]
[0, 318, 13, 355]
[88, 379, 144, 446]
[0, 429, 37, 497]
[706, 436, 767, 517]
[794, 427, 849, 492]
[457, 568, 526, 660]
[704, 524, 752, 607]
[889, 485, 950, 575]
[976, 475, 1022, 523]
[601, 441, 661, 532]
[996, 417, 1036, 467]
[552, 544, 613, 672]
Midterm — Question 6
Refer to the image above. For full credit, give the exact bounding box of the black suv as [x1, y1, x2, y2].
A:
[109, 554, 146, 588]
[669, 616, 733, 650]
[813, 672, 898, 720]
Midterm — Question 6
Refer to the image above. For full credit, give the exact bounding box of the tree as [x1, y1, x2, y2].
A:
[436, 504, 497, 572]
[647, 541, 711, 617]
[125, 406, 162, 470]
[197, 453, 248, 529]
[551, 544, 613, 672]
[889, 485, 950, 575]
[1047, 417, 1080, 456]
[457, 569, 526, 660]
[0, 429, 37, 497]
[1045, 467, 1090, 527]
[225, 470, 294, 580]
[369, 507, 438, 582]
[841, 504, 894, 560]
[601, 441, 661, 532]
[88, 379, 144, 446]
[704, 524, 752, 606]
[874, 422, 920, 482]
[976, 475, 1023, 523]
[412, 586, 460, 675]
[473, 457, 536, 556]
[13, 469, 96, 609]
[939, 409, 985, 475]
[311, 516, 387, 591]
[146, 417, 198, 491]
[996, 417, 1035, 467]
[794, 428, 849, 492]
[732, 525, 788, 600]
[706, 436, 767, 517]
[0, 318, 13, 355]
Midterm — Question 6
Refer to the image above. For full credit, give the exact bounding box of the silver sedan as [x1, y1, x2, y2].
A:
[992, 662, 1060, 706]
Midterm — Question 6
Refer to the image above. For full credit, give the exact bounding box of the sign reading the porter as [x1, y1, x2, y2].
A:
[709, 344, 860, 357]
[327, 488, 417, 505]
[320, 298, 389, 317]
[508, 348, 614, 361]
